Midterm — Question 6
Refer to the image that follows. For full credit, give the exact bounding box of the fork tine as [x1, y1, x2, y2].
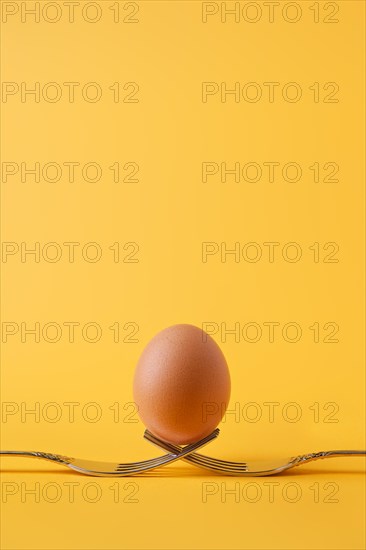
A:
[111, 428, 220, 475]
[144, 430, 248, 472]
[114, 455, 175, 469]
[143, 431, 243, 470]
[148, 445, 248, 472]
[115, 429, 220, 470]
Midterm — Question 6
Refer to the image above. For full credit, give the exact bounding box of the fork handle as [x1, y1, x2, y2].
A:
[325, 451, 366, 458]
[0, 451, 71, 464]
[0, 451, 38, 457]
[295, 450, 366, 464]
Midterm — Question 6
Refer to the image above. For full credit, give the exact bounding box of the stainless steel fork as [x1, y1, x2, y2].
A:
[0, 429, 219, 476]
[144, 431, 366, 476]
[2, 429, 364, 476]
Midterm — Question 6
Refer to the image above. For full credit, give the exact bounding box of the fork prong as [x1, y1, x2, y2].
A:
[113, 438, 217, 471]
[115, 455, 175, 470]
[144, 430, 248, 473]
[110, 428, 220, 475]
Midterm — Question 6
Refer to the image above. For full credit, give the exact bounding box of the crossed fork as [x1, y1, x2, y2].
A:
[1, 429, 365, 476]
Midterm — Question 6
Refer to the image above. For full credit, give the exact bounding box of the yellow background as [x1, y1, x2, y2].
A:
[0, 1, 365, 549]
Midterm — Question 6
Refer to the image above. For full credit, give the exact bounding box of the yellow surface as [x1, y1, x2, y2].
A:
[0, 1, 365, 549]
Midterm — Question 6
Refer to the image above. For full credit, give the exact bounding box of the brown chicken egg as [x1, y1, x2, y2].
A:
[133, 324, 231, 444]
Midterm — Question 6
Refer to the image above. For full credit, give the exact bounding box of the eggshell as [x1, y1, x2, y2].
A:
[133, 324, 231, 444]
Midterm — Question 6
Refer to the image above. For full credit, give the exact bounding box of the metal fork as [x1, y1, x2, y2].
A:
[144, 431, 366, 476]
[0, 429, 219, 476]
